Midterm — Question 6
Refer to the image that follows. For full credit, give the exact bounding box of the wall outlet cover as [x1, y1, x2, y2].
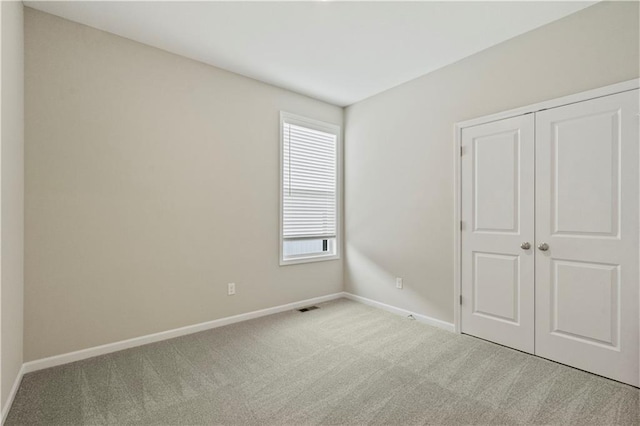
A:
[395, 277, 403, 289]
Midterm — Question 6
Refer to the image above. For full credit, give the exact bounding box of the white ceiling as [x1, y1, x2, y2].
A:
[26, 1, 595, 107]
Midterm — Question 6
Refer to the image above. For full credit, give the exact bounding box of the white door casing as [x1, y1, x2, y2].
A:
[535, 89, 639, 386]
[461, 114, 535, 354]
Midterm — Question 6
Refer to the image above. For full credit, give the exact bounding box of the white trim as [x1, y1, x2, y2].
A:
[343, 292, 455, 332]
[0, 3, 3, 420]
[279, 111, 342, 266]
[457, 79, 639, 129]
[18, 292, 456, 374]
[453, 123, 462, 334]
[452, 78, 640, 335]
[278, 252, 340, 266]
[1, 364, 25, 425]
[7, 291, 458, 418]
[22, 292, 345, 375]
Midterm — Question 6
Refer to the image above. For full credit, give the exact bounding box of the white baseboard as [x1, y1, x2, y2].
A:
[343, 292, 455, 332]
[1, 364, 25, 425]
[12, 290, 451, 419]
[22, 292, 345, 375]
[6, 291, 451, 422]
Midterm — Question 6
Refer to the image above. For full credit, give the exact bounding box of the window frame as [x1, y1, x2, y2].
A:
[279, 111, 341, 266]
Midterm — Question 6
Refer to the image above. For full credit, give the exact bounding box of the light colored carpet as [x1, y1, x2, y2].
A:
[6, 298, 639, 425]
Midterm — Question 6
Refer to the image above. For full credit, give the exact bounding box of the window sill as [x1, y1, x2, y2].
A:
[279, 254, 340, 266]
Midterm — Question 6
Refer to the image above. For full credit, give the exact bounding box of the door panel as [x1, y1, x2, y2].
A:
[535, 89, 639, 386]
[473, 131, 520, 233]
[461, 114, 535, 354]
[551, 259, 619, 347]
[473, 252, 520, 323]
[552, 109, 620, 237]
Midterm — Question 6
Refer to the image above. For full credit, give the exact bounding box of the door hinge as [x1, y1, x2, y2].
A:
[460, 146, 464, 156]
[460, 221, 464, 230]
[459, 295, 463, 305]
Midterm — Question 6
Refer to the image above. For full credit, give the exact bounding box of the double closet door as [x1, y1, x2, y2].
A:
[460, 89, 639, 386]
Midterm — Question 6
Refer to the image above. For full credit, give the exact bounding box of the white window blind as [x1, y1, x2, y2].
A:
[282, 120, 337, 241]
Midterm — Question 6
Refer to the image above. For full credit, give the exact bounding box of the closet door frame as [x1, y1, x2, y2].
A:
[453, 78, 639, 377]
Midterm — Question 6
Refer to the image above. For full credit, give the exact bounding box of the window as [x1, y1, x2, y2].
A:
[280, 112, 340, 265]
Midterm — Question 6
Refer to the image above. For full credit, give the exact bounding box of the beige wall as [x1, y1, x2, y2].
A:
[1, 0, 25, 413]
[23, 1, 640, 362]
[344, 1, 640, 324]
[24, 8, 343, 361]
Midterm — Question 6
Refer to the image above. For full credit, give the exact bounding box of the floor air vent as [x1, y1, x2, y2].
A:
[298, 306, 319, 312]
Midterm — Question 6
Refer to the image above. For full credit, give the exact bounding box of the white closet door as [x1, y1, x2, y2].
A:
[535, 89, 639, 386]
[461, 114, 535, 353]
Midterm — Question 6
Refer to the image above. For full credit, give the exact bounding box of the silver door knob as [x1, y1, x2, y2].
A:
[521, 242, 531, 250]
[538, 243, 549, 251]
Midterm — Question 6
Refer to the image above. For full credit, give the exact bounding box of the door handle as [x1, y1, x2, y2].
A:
[520, 242, 531, 250]
[537, 243, 549, 251]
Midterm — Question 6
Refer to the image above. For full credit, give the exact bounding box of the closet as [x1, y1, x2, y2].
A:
[457, 83, 639, 387]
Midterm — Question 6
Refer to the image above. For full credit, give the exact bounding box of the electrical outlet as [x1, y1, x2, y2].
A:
[395, 277, 403, 289]
[228, 282, 236, 295]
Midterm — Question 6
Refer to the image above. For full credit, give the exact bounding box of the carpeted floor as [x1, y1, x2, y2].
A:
[6, 298, 639, 425]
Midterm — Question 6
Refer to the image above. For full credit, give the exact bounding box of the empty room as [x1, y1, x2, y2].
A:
[1, 0, 639, 424]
